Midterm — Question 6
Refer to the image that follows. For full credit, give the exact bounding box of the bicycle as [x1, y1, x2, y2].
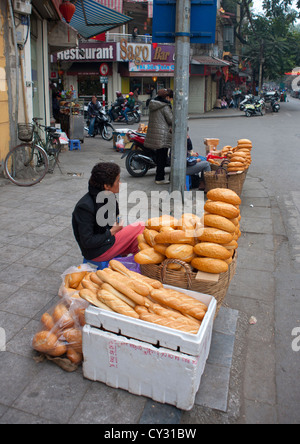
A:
[4, 118, 63, 187]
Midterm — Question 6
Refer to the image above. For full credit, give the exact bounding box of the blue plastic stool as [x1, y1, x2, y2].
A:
[185, 175, 192, 191]
[69, 140, 81, 151]
[83, 258, 109, 270]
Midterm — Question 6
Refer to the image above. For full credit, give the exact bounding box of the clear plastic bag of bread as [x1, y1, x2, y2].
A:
[32, 296, 89, 370]
[58, 264, 95, 300]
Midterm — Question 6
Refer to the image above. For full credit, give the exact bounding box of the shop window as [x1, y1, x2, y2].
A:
[129, 78, 170, 95]
[78, 76, 103, 97]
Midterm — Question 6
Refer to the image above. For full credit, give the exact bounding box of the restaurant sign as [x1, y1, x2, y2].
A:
[117, 39, 152, 65]
[54, 43, 116, 62]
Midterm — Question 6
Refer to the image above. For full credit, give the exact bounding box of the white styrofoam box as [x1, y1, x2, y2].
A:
[84, 285, 216, 356]
[83, 324, 213, 411]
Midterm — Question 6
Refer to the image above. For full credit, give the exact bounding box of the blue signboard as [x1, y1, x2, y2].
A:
[152, 0, 218, 44]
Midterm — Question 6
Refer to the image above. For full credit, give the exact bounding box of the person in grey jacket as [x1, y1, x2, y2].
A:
[144, 89, 173, 184]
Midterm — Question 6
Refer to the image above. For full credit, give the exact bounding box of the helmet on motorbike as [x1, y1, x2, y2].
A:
[116, 91, 122, 97]
[126, 95, 129, 99]
[129, 92, 134, 96]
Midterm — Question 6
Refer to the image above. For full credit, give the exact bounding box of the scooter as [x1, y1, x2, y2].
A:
[244, 98, 265, 117]
[121, 130, 157, 177]
[239, 94, 255, 111]
[85, 109, 115, 141]
[271, 98, 280, 112]
[132, 104, 141, 123]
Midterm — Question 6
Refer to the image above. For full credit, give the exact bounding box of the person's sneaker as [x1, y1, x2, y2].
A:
[155, 179, 170, 185]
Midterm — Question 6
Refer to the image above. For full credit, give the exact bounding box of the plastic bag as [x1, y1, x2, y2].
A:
[32, 295, 89, 370]
[58, 264, 95, 299]
[116, 135, 125, 151]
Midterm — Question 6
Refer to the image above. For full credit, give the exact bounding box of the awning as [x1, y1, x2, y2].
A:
[67, 0, 132, 39]
[191, 56, 231, 67]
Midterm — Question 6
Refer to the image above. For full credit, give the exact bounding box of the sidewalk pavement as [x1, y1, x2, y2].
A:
[0, 133, 292, 424]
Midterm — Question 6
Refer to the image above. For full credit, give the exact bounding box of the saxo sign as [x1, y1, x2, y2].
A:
[116, 39, 152, 66]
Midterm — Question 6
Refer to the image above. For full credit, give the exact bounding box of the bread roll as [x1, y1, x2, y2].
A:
[41, 313, 55, 331]
[67, 348, 83, 364]
[177, 213, 202, 230]
[68, 271, 88, 289]
[237, 139, 252, 145]
[203, 214, 236, 233]
[206, 188, 241, 206]
[146, 215, 178, 231]
[52, 304, 74, 330]
[165, 244, 195, 263]
[204, 200, 240, 219]
[194, 242, 232, 260]
[32, 331, 58, 354]
[191, 257, 229, 274]
[47, 341, 67, 357]
[62, 328, 83, 353]
[139, 241, 150, 251]
[223, 240, 239, 250]
[197, 227, 233, 244]
[155, 230, 196, 245]
[143, 229, 159, 247]
[134, 248, 165, 265]
[153, 243, 170, 255]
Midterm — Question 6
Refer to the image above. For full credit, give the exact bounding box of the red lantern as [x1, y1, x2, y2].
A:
[59, 1, 76, 24]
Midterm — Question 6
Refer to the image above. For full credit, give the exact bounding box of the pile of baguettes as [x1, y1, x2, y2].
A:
[134, 188, 242, 275]
[77, 260, 208, 335]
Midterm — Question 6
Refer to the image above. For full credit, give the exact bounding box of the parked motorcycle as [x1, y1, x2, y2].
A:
[239, 94, 255, 111]
[244, 98, 265, 117]
[271, 98, 280, 112]
[263, 91, 280, 112]
[132, 104, 141, 124]
[86, 109, 115, 141]
[121, 131, 156, 177]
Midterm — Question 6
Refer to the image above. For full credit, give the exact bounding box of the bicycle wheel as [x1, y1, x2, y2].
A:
[4, 143, 49, 186]
[47, 138, 62, 174]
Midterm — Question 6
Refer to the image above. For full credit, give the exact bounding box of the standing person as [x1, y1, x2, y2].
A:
[72, 162, 145, 262]
[122, 92, 135, 123]
[146, 85, 157, 108]
[144, 89, 173, 184]
[132, 26, 139, 41]
[52, 92, 61, 123]
[232, 87, 241, 109]
[87, 95, 101, 137]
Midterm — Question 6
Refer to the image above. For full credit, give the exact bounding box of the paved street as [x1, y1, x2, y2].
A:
[0, 98, 299, 424]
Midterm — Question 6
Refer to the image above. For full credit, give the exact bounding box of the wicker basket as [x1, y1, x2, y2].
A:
[204, 166, 246, 197]
[140, 253, 237, 317]
[18, 124, 34, 142]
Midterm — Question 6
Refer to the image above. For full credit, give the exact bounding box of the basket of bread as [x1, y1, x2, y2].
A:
[135, 188, 241, 315]
[204, 139, 252, 196]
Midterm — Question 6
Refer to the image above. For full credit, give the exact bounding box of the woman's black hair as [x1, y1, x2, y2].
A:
[89, 162, 121, 191]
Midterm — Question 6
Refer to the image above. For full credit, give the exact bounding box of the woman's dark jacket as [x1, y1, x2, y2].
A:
[72, 185, 119, 260]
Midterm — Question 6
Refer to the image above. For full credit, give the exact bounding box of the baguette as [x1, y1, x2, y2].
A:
[97, 270, 147, 306]
[135, 306, 199, 334]
[98, 290, 139, 319]
[90, 272, 103, 287]
[103, 268, 150, 296]
[203, 214, 236, 233]
[148, 302, 201, 329]
[81, 274, 101, 292]
[79, 289, 114, 311]
[150, 288, 207, 320]
[109, 260, 163, 289]
[155, 230, 196, 245]
[197, 227, 234, 244]
[101, 283, 136, 308]
[206, 188, 242, 206]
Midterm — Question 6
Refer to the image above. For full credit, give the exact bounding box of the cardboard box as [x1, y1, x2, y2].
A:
[82, 287, 216, 410]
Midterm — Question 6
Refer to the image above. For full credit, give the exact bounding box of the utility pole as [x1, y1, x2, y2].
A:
[170, 0, 191, 196]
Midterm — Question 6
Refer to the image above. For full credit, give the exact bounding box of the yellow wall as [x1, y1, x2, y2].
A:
[0, 10, 10, 163]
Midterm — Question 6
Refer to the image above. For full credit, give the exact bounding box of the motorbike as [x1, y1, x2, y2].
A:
[108, 102, 135, 124]
[244, 98, 265, 117]
[239, 94, 255, 111]
[271, 98, 280, 112]
[263, 91, 280, 112]
[85, 108, 115, 141]
[132, 104, 141, 124]
[121, 130, 157, 177]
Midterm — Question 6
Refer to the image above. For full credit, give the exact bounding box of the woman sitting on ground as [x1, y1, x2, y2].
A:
[72, 162, 145, 262]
